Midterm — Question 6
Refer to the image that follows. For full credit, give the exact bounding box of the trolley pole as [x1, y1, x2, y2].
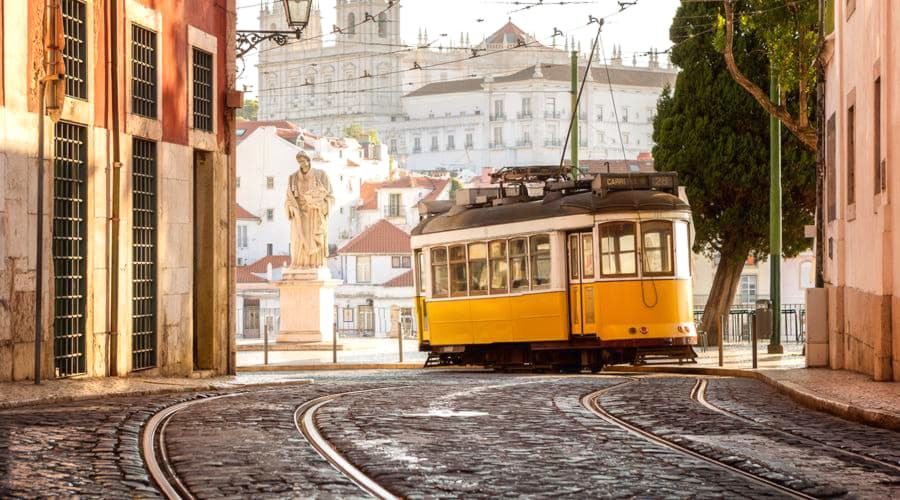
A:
[570, 50, 579, 179]
[768, 70, 784, 354]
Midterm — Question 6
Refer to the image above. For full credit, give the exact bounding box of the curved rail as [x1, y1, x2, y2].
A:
[295, 389, 401, 500]
[143, 393, 244, 500]
[581, 381, 815, 500]
[692, 378, 900, 474]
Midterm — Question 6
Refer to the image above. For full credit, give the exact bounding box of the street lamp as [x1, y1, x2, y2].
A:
[236, 0, 313, 58]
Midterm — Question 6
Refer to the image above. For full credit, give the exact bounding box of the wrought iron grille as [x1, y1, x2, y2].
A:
[192, 48, 213, 131]
[131, 24, 157, 118]
[132, 138, 158, 371]
[53, 122, 88, 377]
[62, 0, 88, 99]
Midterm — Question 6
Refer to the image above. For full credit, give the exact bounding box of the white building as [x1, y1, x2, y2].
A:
[235, 259, 286, 340]
[692, 252, 817, 309]
[255, 1, 675, 168]
[358, 175, 452, 231]
[333, 220, 418, 337]
[235, 120, 392, 265]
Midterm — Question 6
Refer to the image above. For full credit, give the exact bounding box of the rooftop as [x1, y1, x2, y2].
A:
[236, 266, 268, 284]
[336, 219, 411, 255]
[246, 255, 291, 274]
[236, 204, 260, 221]
[383, 270, 414, 288]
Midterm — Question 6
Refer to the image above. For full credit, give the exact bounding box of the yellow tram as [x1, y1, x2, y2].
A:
[410, 168, 697, 371]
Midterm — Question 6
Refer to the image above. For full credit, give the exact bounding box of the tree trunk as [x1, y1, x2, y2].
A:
[701, 253, 746, 346]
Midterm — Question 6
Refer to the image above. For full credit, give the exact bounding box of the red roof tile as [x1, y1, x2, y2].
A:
[247, 255, 291, 273]
[235, 204, 259, 221]
[236, 266, 268, 284]
[384, 270, 414, 287]
[347, 159, 360, 167]
[360, 181, 384, 210]
[336, 220, 410, 255]
[236, 120, 299, 143]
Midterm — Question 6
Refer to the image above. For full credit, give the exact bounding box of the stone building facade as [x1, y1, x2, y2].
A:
[0, 0, 238, 381]
[822, 0, 899, 381]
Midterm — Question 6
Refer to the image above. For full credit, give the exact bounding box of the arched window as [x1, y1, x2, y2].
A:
[378, 13, 387, 38]
[347, 13, 356, 34]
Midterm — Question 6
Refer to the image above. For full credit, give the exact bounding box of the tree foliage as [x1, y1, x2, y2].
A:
[653, 1, 815, 337]
[719, 0, 819, 150]
[236, 99, 258, 121]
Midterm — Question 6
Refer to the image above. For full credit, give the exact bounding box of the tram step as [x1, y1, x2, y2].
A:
[633, 346, 698, 366]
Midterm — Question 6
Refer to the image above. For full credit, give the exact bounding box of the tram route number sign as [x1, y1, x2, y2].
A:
[594, 172, 678, 195]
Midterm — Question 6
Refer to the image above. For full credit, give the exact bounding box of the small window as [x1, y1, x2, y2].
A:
[131, 24, 158, 118]
[236, 176, 241, 188]
[509, 238, 529, 290]
[581, 233, 594, 279]
[641, 221, 674, 276]
[62, 0, 88, 99]
[431, 247, 449, 297]
[737, 275, 758, 305]
[847, 104, 856, 205]
[192, 48, 213, 131]
[449, 245, 467, 297]
[530, 234, 551, 288]
[402, 256, 411, 268]
[415, 250, 425, 294]
[489, 240, 508, 294]
[378, 12, 388, 38]
[356, 256, 371, 283]
[468, 242, 488, 295]
[266, 208, 274, 221]
[568, 234, 580, 280]
[266, 243, 273, 256]
[342, 308, 354, 322]
[674, 221, 691, 278]
[347, 13, 356, 34]
[599, 222, 637, 276]
[266, 176, 274, 189]
[392, 256, 401, 268]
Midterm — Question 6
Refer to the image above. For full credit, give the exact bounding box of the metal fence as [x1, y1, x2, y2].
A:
[693, 303, 805, 344]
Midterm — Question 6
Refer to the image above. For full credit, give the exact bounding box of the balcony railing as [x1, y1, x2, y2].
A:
[412, 147, 422, 153]
[489, 112, 506, 122]
[515, 139, 532, 147]
[544, 138, 562, 147]
[488, 142, 505, 149]
[517, 111, 533, 119]
[544, 111, 561, 119]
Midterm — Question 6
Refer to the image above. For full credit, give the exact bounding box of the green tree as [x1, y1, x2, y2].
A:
[721, 0, 819, 150]
[236, 99, 258, 121]
[653, 1, 815, 343]
[344, 124, 365, 140]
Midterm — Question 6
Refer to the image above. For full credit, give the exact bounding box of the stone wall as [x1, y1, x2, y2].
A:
[827, 285, 897, 382]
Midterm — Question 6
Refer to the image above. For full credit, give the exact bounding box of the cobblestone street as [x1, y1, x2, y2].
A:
[1, 370, 898, 498]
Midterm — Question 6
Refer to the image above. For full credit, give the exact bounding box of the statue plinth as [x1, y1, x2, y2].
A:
[275, 267, 341, 344]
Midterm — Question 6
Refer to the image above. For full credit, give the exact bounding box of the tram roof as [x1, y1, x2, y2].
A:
[411, 189, 690, 236]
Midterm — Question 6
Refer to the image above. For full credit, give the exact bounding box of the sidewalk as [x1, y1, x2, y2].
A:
[0, 373, 313, 410]
[237, 337, 427, 368]
[607, 341, 900, 431]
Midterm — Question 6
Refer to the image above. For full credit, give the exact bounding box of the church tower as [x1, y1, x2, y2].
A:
[335, 0, 401, 51]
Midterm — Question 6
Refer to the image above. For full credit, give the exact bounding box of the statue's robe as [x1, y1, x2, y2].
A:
[285, 168, 334, 269]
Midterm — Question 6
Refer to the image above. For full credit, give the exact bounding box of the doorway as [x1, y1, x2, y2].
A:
[193, 150, 215, 370]
[243, 299, 260, 339]
[567, 231, 597, 336]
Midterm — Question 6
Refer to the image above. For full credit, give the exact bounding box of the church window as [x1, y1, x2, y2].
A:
[431, 136, 439, 152]
[465, 133, 474, 149]
[413, 137, 421, 153]
[447, 135, 455, 150]
[347, 13, 356, 35]
[378, 13, 387, 38]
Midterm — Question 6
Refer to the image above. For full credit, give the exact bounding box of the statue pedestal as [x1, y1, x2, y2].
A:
[275, 268, 341, 343]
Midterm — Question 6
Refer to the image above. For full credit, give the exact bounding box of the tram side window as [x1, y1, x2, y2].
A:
[468, 242, 489, 295]
[415, 250, 425, 294]
[489, 240, 508, 293]
[509, 238, 529, 290]
[641, 221, 674, 276]
[431, 247, 449, 297]
[449, 245, 468, 297]
[568, 234, 580, 280]
[674, 221, 691, 278]
[530, 234, 551, 288]
[600, 222, 637, 276]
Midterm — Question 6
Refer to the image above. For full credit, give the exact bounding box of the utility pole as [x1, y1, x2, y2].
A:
[570, 50, 579, 179]
[769, 70, 784, 354]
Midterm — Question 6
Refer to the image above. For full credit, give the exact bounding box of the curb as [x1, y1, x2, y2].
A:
[604, 365, 900, 432]
[0, 378, 313, 411]
[237, 363, 424, 372]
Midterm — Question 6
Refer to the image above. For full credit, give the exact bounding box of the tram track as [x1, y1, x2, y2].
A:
[580, 381, 817, 500]
[691, 378, 900, 474]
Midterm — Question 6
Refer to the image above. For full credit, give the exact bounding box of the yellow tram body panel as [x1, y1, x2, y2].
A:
[592, 279, 695, 341]
[425, 290, 569, 346]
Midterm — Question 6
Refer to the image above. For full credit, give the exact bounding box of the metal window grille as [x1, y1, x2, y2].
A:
[192, 48, 213, 131]
[132, 138, 158, 371]
[53, 122, 88, 377]
[62, 0, 88, 99]
[131, 24, 157, 118]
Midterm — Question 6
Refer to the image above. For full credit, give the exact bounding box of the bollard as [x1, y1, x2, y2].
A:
[751, 312, 758, 369]
[264, 316, 272, 366]
[398, 320, 404, 363]
[333, 322, 338, 364]
[718, 314, 725, 367]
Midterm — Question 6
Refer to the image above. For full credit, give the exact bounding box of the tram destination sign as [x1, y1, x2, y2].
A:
[592, 172, 678, 196]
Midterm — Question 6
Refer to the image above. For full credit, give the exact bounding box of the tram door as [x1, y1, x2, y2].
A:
[567, 232, 598, 336]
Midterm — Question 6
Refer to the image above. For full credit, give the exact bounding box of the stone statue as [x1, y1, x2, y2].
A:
[285, 151, 334, 270]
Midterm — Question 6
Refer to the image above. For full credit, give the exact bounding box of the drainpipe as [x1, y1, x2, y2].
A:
[34, 80, 46, 385]
[107, 0, 122, 376]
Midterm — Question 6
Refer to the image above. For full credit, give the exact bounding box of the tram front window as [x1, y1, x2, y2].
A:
[509, 238, 529, 290]
[600, 222, 637, 276]
[468, 242, 488, 295]
[530, 234, 551, 288]
[431, 247, 449, 297]
[641, 221, 674, 276]
[449, 245, 468, 296]
[489, 240, 508, 293]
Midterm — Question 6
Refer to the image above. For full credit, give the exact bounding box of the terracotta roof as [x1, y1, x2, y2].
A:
[277, 128, 301, 144]
[246, 255, 291, 273]
[581, 159, 655, 174]
[383, 270, 414, 288]
[236, 266, 268, 284]
[347, 159, 360, 167]
[404, 64, 677, 98]
[360, 181, 384, 210]
[421, 178, 451, 202]
[236, 120, 298, 143]
[336, 220, 410, 255]
[236, 204, 260, 221]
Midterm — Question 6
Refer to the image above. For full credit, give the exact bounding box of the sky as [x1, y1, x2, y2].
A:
[236, 0, 681, 99]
